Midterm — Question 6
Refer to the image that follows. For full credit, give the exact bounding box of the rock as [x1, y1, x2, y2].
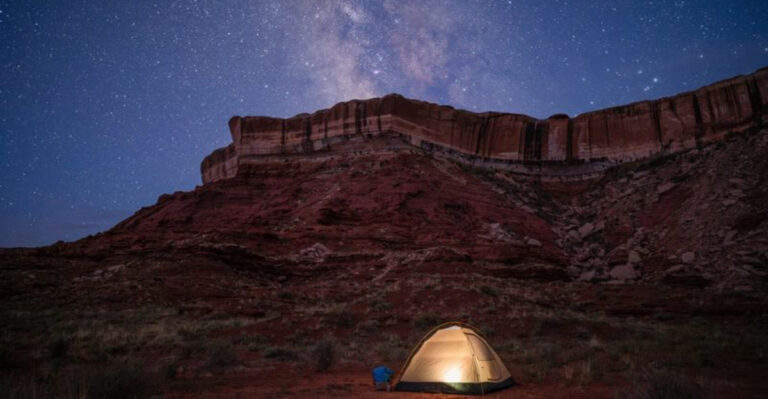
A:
[619, 188, 635, 198]
[566, 266, 581, 276]
[627, 250, 641, 264]
[609, 264, 638, 280]
[107, 264, 125, 273]
[656, 182, 675, 195]
[594, 221, 605, 233]
[578, 223, 595, 238]
[664, 264, 685, 274]
[681, 252, 696, 264]
[296, 243, 331, 263]
[722, 199, 737, 206]
[526, 238, 542, 247]
[568, 229, 581, 240]
[578, 270, 596, 282]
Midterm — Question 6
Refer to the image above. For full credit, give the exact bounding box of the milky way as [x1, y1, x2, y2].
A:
[1, 0, 767, 246]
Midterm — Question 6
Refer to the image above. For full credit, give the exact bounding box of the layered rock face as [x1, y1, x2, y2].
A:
[202, 67, 768, 184]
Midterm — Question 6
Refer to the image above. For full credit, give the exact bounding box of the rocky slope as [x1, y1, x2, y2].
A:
[51, 123, 766, 296]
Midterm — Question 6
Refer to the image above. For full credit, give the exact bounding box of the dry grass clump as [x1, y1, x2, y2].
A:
[263, 346, 299, 361]
[412, 313, 442, 330]
[203, 340, 238, 370]
[312, 339, 336, 372]
[615, 369, 703, 399]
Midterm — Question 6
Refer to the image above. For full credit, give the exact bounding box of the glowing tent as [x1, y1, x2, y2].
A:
[394, 322, 515, 395]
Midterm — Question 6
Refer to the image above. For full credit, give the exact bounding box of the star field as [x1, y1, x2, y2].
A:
[1, 0, 767, 246]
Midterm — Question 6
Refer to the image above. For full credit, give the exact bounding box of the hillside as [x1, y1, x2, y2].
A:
[2, 80, 768, 397]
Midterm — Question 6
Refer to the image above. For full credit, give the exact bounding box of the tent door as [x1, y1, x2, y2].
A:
[466, 334, 501, 381]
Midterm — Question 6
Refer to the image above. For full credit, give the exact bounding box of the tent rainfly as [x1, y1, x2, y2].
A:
[394, 322, 515, 395]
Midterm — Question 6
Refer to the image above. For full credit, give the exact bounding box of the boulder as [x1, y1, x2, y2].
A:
[656, 182, 675, 195]
[609, 264, 638, 280]
[296, 243, 331, 263]
[578, 223, 595, 238]
[526, 238, 542, 247]
[578, 270, 596, 282]
[681, 252, 696, 264]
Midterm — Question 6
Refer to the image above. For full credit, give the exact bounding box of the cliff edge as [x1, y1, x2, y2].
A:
[201, 67, 768, 183]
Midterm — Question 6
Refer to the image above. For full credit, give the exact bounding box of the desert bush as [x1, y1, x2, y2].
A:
[477, 323, 495, 338]
[326, 311, 356, 328]
[563, 357, 594, 387]
[615, 370, 703, 399]
[48, 333, 70, 359]
[236, 334, 267, 352]
[479, 285, 498, 297]
[375, 334, 408, 363]
[496, 339, 518, 355]
[286, 331, 308, 346]
[204, 340, 237, 370]
[357, 319, 380, 335]
[413, 313, 441, 330]
[277, 291, 293, 300]
[263, 346, 298, 361]
[163, 361, 179, 380]
[87, 361, 158, 399]
[176, 338, 204, 359]
[312, 339, 336, 372]
[369, 298, 393, 312]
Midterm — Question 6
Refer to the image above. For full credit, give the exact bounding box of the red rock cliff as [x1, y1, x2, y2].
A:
[201, 67, 768, 183]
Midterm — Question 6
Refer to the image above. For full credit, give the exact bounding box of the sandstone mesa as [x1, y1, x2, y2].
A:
[201, 67, 768, 183]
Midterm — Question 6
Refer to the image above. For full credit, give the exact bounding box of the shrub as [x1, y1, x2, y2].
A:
[163, 361, 178, 380]
[357, 319, 380, 335]
[370, 299, 393, 312]
[87, 361, 158, 399]
[263, 346, 298, 361]
[48, 334, 70, 359]
[375, 338, 408, 363]
[478, 323, 495, 338]
[287, 331, 308, 346]
[413, 313, 441, 330]
[654, 313, 675, 322]
[312, 339, 336, 372]
[234, 333, 268, 351]
[204, 340, 237, 370]
[563, 357, 594, 387]
[479, 285, 498, 297]
[326, 312, 356, 329]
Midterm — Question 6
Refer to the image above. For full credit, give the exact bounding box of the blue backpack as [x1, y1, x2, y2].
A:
[372, 365, 394, 383]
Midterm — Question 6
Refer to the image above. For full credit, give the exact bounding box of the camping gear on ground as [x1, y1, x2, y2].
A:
[394, 322, 515, 395]
[372, 365, 394, 391]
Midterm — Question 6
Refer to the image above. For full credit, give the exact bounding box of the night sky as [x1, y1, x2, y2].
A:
[1, 1, 767, 247]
